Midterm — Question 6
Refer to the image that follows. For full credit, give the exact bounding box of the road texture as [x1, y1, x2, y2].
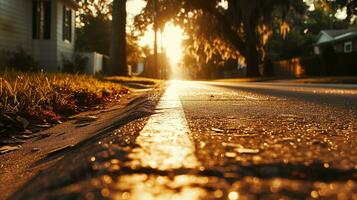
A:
[11, 80, 357, 200]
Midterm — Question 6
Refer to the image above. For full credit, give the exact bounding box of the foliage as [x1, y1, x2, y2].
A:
[0, 71, 129, 134]
[314, 0, 356, 22]
[268, 30, 310, 60]
[62, 54, 88, 73]
[75, 0, 144, 75]
[135, 0, 301, 77]
[267, 2, 352, 61]
[0, 48, 39, 71]
[76, 15, 112, 55]
[126, 35, 144, 68]
[75, 0, 112, 23]
[75, 0, 112, 56]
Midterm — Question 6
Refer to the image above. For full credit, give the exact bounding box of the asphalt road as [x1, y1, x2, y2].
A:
[11, 80, 357, 200]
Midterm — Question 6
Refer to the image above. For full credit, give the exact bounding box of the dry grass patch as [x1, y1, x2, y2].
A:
[103, 76, 162, 86]
[0, 71, 129, 138]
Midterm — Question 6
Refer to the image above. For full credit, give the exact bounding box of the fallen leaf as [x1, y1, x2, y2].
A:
[0, 145, 21, 154]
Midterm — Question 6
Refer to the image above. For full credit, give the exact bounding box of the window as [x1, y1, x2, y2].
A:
[32, 0, 51, 40]
[63, 6, 72, 42]
[344, 41, 353, 53]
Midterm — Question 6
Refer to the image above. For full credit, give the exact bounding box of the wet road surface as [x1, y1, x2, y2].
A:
[12, 81, 357, 200]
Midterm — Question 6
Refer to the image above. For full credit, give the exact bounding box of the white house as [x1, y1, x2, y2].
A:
[0, 0, 78, 71]
[314, 29, 357, 55]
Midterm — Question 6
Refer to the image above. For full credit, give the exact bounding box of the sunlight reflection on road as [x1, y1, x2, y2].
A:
[114, 175, 207, 200]
[115, 81, 206, 200]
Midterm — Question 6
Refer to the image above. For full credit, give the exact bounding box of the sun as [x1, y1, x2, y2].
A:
[162, 23, 185, 64]
[127, 1, 185, 64]
[138, 23, 185, 64]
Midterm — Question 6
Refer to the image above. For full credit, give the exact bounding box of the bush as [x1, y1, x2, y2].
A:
[0, 48, 39, 71]
[62, 54, 88, 73]
[0, 50, 6, 71]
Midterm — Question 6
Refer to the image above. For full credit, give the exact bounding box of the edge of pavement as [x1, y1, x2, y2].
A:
[214, 76, 357, 84]
[0, 82, 167, 200]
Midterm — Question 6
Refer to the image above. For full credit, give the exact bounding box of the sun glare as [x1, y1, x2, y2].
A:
[162, 23, 185, 63]
[127, 1, 186, 78]
[139, 23, 185, 64]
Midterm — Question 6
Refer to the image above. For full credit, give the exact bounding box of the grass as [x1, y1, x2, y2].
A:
[0, 71, 129, 133]
[103, 76, 161, 85]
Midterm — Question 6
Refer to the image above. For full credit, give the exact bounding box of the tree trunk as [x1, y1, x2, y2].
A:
[245, 22, 261, 77]
[109, 0, 127, 76]
[245, 44, 260, 77]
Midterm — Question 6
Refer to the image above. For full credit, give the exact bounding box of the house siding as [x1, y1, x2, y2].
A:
[32, 0, 58, 71]
[0, 0, 76, 72]
[332, 38, 357, 53]
[0, 0, 32, 51]
[56, 0, 75, 71]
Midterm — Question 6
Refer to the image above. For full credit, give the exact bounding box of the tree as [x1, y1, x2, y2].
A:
[76, 15, 111, 55]
[75, 0, 112, 55]
[109, 0, 128, 75]
[267, 1, 353, 61]
[135, 0, 298, 77]
[76, 0, 144, 74]
[316, 0, 356, 23]
[304, 7, 350, 36]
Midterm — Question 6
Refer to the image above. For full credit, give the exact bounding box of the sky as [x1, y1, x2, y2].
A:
[126, 0, 185, 64]
[126, 0, 147, 22]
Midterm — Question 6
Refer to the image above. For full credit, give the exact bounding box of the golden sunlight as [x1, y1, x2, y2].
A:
[127, 0, 186, 79]
[126, 0, 146, 20]
[162, 23, 185, 64]
[139, 23, 185, 64]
